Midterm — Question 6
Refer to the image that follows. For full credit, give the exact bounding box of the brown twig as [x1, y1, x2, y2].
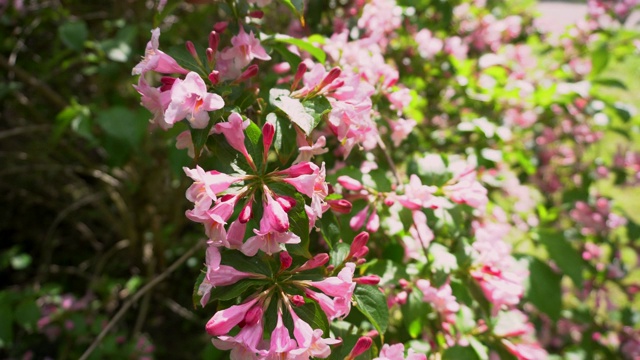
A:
[78, 240, 205, 360]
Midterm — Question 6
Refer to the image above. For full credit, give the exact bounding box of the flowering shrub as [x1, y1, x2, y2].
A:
[2, 0, 640, 358]
[126, 0, 640, 359]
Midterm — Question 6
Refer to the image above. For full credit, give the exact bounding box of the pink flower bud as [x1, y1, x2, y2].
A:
[296, 253, 329, 272]
[291, 62, 308, 90]
[349, 206, 370, 230]
[239, 202, 253, 223]
[398, 278, 409, 288]
[243, 305, 263, 326]
[186, 41, 198, 60]
[327, 199, 352, 214]
[319, 67, 342, 90]
[209, 31, 219, 50]
[348, 232, 369, 259]
[366, 209, 380, 232]
[280, 251, 293, 270]
[208, 70, 220, 85]
[337, 175, 363, 191]
[365, 330, 379, 338]
[282, 162, 315, 177]
[237, 64, 259, 82]
[352, 245, 369, 259]
[346, 336, 372, 360]
[275, 195, 296, 212]
[354, 275, 381, 285]
[206, 298, 258, 336]
[213, 21, 228, 33]
[262, 122, 275, 156]
[206, 48, 214, 64]
[290, 294, 305, 306]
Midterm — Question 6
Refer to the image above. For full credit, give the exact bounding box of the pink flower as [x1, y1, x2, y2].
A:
[374, 343, 427, 360]
[443, 170, 488, 209]
[132, 28, 188, 76]
[240, 215, 301, 256]
[415, 29, 443, 60]
[205, 297, 258, 336]
[310, 263, 356, 297]
[390, 118, 417, 147]
[215, 112, 254, 167]
[133, 76, 172, 130]
[269, 311, 297, 355]
[397, 175, 438, 210]
[263, 191, 290, 233]
[225, 27, 271, 63]
[415, 280, 459, 322]
[164, 72, 225, 129]
[295, 136, 329, 163]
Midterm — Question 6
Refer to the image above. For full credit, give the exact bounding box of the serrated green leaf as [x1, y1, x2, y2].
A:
[538, 229, 584, 288]
[354, 285, 389, 336]
[58, 21, 88, 52]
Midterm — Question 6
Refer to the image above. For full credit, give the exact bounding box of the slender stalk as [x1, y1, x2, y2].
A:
[78, 241, 204, 360]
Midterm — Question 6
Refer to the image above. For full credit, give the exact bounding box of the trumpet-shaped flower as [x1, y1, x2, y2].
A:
[165, 72, 225, 129]
[132, 28, 189, 76]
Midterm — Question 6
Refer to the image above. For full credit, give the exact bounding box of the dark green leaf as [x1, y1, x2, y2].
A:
[319, 210, 341, 250]
[353, 285, 389, 336]
[271, 112, 299, 165]
[538, 229, 584, 288]
[294, 301, 330, 335]
[0, 292, 14, 348]
[192, 270, 206, 308]
[402, 289, 427, 338]
[268, 182, 311, 258]
[58, 21, 88, 52]
[523, 256, 562, 321]
[208, 279, 269, 302]
[15, 299, 40, 331]
[329, 243, 350, 267]
[300, 96, 332, 135]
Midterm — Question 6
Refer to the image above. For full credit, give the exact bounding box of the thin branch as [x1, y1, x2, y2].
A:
[0, 53, 67, 110]
[78, 241, 205, 360]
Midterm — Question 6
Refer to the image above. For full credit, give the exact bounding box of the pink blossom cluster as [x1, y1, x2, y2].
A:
[569, 197, 627, 236]
[470, 210, 528, 310]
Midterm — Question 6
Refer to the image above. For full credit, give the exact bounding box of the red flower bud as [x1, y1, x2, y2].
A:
[186, 40, 198, 60]
[213, 21, 228, 33]
[290, 295, 305, 307]
[327, 199, 352, 214]
[354, 275, 381, 285]
[348, 232, 369, 259]
[346, 337, 372, 360]
[262, 122, 275, 156]
[279, 251, 293, 270]
[248, 10, 264, 18]
[239, 202, 252, 223]
[275, 195, 296, 212]
[296, 253, 329, 272]
[208, 70, 220, 85]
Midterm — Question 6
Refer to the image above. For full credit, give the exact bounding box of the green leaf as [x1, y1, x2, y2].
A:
[58, 21, 88, 52]
[189, 120, 214, 162]
[294, 301, 330, 335]
[329, 243, 350, 268]
[319, 210, 341, 250]
[244, 119, 263, 171]
[300, 96, 332, 135]
[271, 43, 302, 70]
[353, 285, 389, 337]
[442, 345, 481, 360]
[0, 292, 14, 348]
[272, 34, 326, 64]
[96, 106, 146, 148]
[192, 270, 206, 308]
[591, 43, 609, 77]
[593, 78, 627, 90]
[523, 256, 562, 321]
[402, 289, 426, 338]
[221, 250, 273, 276]
[271, 112, 299, 165]
[538, 229, 584, 288]
[15, 300, 40, 331]
[207, 279, 268, 302]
